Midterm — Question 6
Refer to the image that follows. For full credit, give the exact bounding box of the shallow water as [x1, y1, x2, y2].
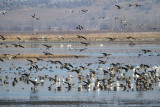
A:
[0, 41, 160, 106]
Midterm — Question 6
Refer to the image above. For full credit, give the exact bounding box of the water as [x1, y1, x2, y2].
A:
[0, 41, 160, 106]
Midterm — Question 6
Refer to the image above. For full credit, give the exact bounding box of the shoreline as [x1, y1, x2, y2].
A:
[0, 99, 159, 106]
[0, 54, 87, 59]
[0, 31, 160, 43]
[0, 100, 103, 105]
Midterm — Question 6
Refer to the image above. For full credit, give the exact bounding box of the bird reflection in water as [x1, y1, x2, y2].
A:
[30, 89, 39, 101]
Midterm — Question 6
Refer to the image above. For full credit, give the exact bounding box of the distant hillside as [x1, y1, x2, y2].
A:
[0, 0, 159, 32]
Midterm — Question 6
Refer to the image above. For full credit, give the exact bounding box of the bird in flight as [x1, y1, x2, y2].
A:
[77, 35, 87, 40]
[0, 35, 6, 40]
[115, 5, 122, 9]
[31, 14, 36, 18]
[31, 14, 40, 20]
[76, 25, 83, 30]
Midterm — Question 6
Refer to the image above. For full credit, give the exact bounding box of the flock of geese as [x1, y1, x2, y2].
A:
[0, 53, 160, 92]
[0, 1, 158, 31]
[0, 1, 160, 99]
[0, 33, 160, 93]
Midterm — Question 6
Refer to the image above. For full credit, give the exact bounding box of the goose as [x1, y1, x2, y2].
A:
[48, 85, 52, 91]
[101, 53, 111, 56]
[103, 70, 109, 75]
[137, 24, 144, 29]
[12, 81, 16, 86]
[36, 57, 43, 61]
[153, 27, 157, 30]
[27, 59, 34, 64]
[40, 78, 44, 85]
[115, 17, 118, 20]
[31, 14, 36, 18]
[55, 85, 62, 91]
[0, 35, 6, 40]
[94, 79, 101, 88]
[129, 41, 135, 45]
[4, 80, 9, 84]
[58, 36, 64, 40]
[36, 17, 40, 20]
[141, 49, 151, 54]
[80, 42, 90, 46]
[17, 37, 21, 42]
[99, 17, 107, 20]
[0, 11, 7, 15]
[116, 81, 120, 91]
[34, 76, 38, 82]
[128, 4, 134, 7]
[64, 63, 73, 68]
[64, 82, 74, 90]
[76, 25, 83, 30]
[18, 44, 25, 48]
[12, 44, 24, 48]
[14, 77, 19, 83]
[135, 4, 141, 7]
[48, 27, 56, 31]
[81, 9, 88, 13]
[78, 85, 82, 91]
[77, 35, 87, 40]
[79, 48, 87, 52]
[0, 76, 2, 82]
[31, 32, 38, 35]
[43, 44, 52, 49]
[43, 52, 53, 55]
[126, 36, 136, 40]
[29, 79, 39, 86]
[48, 60, 63, 65]
[70, 69, 81, 75]
[8, 56, 12, 60]
[40, 36, 47, 40]
[83, 80, 91, 89]
[22, 73, 30, 78]
[98, 60, 107, 64]
[0, 58, 4, 62]
[66, 10, 74, 13]
[106, 37, 117, 41]
[115, 5, 122, 9]
[79, 66, 86, 70]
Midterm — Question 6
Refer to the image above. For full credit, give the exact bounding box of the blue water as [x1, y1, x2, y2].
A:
[0, 42, 160, 106]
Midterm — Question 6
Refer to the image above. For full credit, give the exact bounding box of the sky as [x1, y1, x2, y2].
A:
[0, 0, 160, 32]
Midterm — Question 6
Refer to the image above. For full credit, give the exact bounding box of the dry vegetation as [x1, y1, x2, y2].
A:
[0, 32, 160, 43]
[0, 54, 86, 60]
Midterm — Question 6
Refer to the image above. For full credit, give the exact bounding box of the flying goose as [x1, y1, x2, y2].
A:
[0, 35, 6, 40]
[80, 42, 90, 46]
[0, 58, 4, 62]
[77, 35, 87, 40]
[115, 5, 122, 9]
[43, 44, 52, 49]
[76, 25, 83, 30]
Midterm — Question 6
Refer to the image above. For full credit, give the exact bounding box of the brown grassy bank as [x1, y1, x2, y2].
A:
[0, 31, 160, 43]
[0, 54, 86, 60]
